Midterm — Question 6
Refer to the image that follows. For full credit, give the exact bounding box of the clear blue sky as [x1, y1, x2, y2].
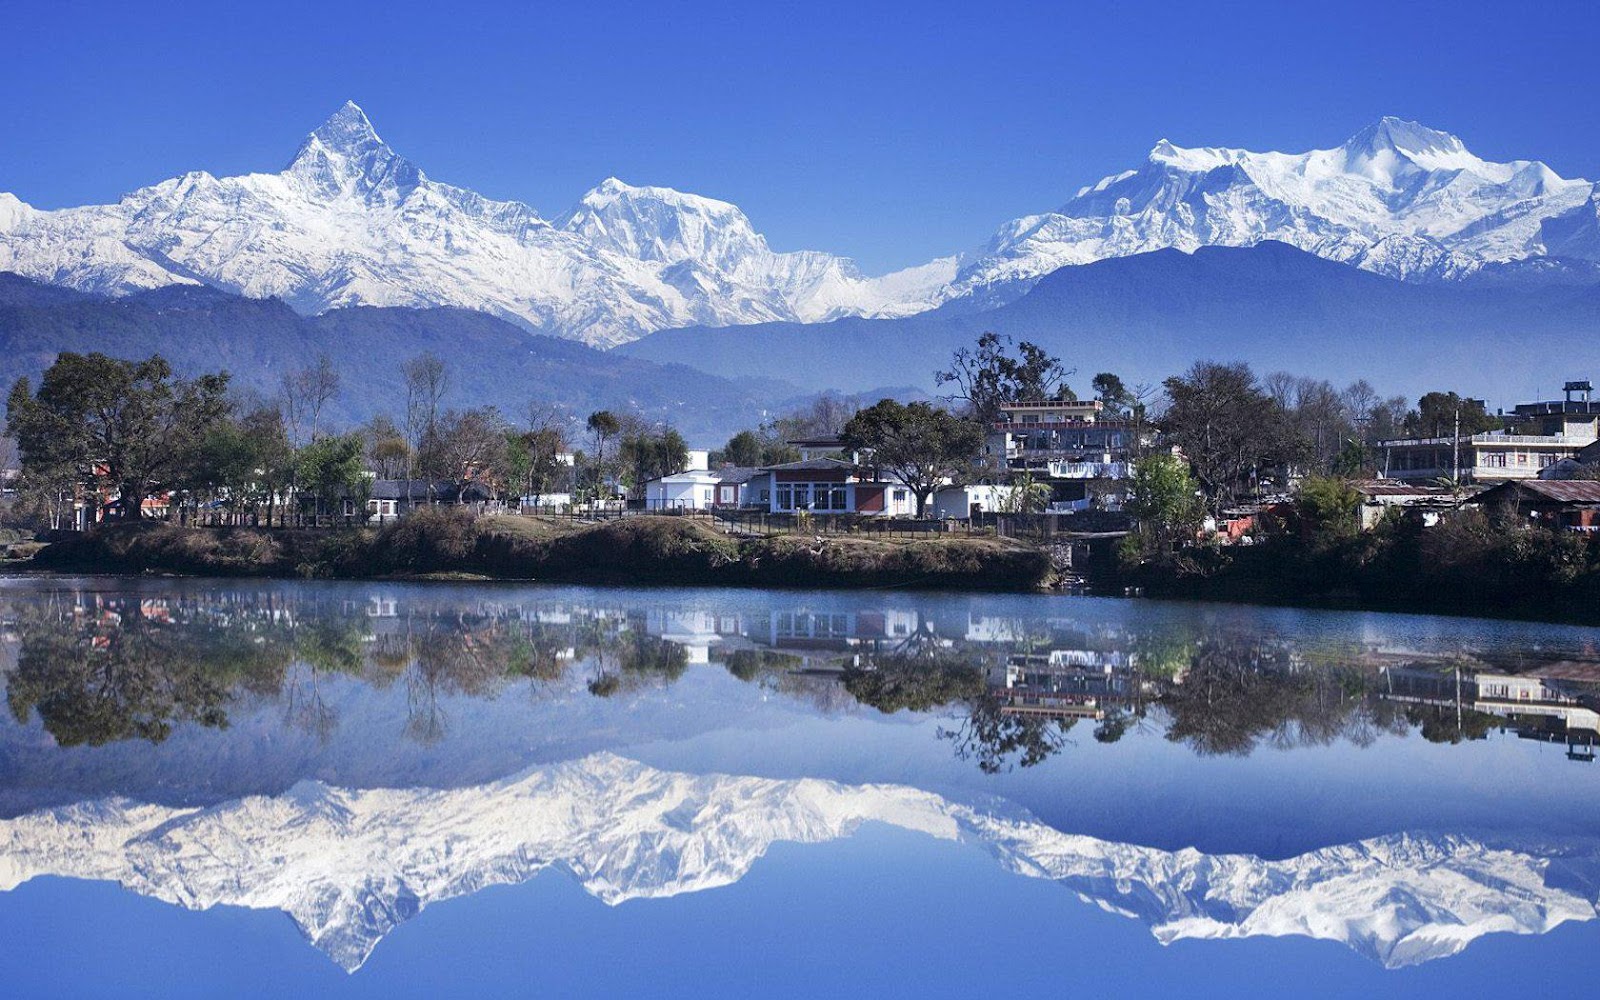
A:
[3, 0, 1598, 273]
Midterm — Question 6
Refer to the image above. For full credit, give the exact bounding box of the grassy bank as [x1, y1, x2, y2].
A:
[26, 510, 1054, 591]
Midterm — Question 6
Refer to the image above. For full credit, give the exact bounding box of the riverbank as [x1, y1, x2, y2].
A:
[1117, 515, 1600, 625]
[23, 511, 1055, 591]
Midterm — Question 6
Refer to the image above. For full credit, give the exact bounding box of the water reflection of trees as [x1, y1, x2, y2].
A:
[5, 591, 1593, 768]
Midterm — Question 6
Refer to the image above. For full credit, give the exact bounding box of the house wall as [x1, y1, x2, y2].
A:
[931, 485, 1008, 518]
[646, 478, 718, 510]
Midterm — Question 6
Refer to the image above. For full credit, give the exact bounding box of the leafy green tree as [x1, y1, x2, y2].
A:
[296, 433, 368, 519]
[1124, 453, 1202, 558]
[1297, 475, 1361, 543]
[1091, 372, 1132, 416]
[842, 400, 984, 517]
[935, 332, 1074, 425]
[720, 430, 765, 468]
[6, 353, 230, 520]
[620, 426, 690, 489]
[1407, 392, 1500, 438]
[242, 406, 295, 526]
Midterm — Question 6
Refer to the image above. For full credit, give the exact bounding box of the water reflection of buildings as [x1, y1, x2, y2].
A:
[644, 608, 932, 666]
[1379, 663, 1600, 761]
[986, 650, 1139, 720]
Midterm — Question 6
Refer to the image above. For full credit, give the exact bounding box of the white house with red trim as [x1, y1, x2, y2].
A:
[761, 458, 915, 516]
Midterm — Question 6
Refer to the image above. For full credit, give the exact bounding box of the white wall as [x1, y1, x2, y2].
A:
[646, 476, 718, 509]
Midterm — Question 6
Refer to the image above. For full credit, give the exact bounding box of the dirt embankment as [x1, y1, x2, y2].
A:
[28, 511, 1055, 591]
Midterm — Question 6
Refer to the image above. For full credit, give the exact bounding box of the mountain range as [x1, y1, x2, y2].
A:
[0, 753, 1592, 972]
[618, 241, 1600, 398]
[0, 102, 949, 348]
[3, 104, 1599, 349]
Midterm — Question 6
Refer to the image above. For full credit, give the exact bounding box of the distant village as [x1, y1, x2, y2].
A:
[2, 336, 1598, 555]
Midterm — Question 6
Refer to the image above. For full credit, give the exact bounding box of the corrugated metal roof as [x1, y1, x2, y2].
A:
[1351, 480, 1458, 498]
[1514, 480, 1600, 502]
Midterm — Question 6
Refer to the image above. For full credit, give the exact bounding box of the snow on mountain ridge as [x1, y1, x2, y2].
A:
[0, 753, 1592, 972]
[0, 102, 942, 346]
[3, 108, 1598, 344]
[942, 117, 1597, 306]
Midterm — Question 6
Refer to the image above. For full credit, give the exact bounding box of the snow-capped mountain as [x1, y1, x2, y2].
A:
[943, 117, 1600, 305]
[0, 753, 1591, 971]
[3, 108, 1597, 346]
[0, 102, 949, 347]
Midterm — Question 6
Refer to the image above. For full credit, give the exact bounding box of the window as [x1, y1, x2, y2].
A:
[830, 486, 848, 510]
[776, 485, 792, 510]
[1480, 452, 1507, 468]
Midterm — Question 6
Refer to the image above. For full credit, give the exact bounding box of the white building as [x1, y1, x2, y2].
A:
[643, 470, 722, 510]
[930, 484, 1010, 519]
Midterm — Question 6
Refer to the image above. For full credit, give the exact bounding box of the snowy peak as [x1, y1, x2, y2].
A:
[944, 115, 1596, 303]
[285, 101, 421, 201]
[558, 177, 767, 269]
[1345, 117, 1467, 161]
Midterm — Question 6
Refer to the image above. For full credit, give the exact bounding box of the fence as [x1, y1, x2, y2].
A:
[142, 500, 1090, 542]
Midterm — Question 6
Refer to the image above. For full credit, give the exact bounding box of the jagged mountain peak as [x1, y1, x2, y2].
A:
[1345, 117, 1467, 159]
[284, 100, 420, 200]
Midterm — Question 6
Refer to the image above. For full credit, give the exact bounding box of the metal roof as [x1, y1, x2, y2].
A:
[1481, 480, 1600, 503]
[1350, 480, 1459, 498]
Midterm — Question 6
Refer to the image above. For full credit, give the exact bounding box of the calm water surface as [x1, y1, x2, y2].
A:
[1, 576, 1598, 997]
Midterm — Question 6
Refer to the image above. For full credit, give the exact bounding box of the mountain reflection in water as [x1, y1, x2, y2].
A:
[1, 753, 1594, 971]
[2, 578, 1599, 976]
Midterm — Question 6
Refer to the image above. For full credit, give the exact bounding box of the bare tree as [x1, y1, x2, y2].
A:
[427, 407, 509, 499]
[279, 355, 341, 446]
[403, 353, 449, 475]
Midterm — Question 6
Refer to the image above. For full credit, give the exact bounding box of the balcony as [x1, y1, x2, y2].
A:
[1046, 461, 1128, 479]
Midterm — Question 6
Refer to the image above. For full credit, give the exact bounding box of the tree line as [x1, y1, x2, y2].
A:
[3, 335, 1552, 529]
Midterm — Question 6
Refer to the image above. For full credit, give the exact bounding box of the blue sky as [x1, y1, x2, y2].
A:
[3, 0, 1599, 273]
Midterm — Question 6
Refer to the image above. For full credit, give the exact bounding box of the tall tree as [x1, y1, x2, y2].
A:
[1407, 391, 1500, 439]
[841, 400, 983, 517]
[295, 433, 368, 520]
[279, 354, 341, 446]
[1091, 372, 1133, 417]
[423, 407, 509, 499]
[7, 353, 230, 520]
[402, 353, 449, 474]
[620, 427, 690, 489]
[1159, 361, 1292, 509]
[583, 410, 622, 502]
[240, 405, 294, 526]
[935, 332, 1074, 425]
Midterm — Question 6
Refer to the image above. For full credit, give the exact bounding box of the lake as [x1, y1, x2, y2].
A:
[1, 576, 1598, 998]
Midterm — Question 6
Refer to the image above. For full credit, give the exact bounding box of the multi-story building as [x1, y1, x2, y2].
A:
[985, 399, 1152, 510]
[1379, 381, 1599, 484]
